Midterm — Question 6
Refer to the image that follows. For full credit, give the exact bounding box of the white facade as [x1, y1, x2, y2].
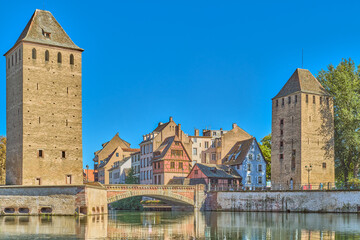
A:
[131, 151, 141, 183]
[139, 133, 155, 185]
[108, 157, 132, 184]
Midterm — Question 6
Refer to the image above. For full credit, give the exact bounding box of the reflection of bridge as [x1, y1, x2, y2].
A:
[105, 184, 206, 208]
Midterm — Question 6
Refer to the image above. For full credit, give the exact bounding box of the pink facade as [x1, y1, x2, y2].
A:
[153, 140, 191, 185]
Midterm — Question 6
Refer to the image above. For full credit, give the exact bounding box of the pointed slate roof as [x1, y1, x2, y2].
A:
[194, 163, 242, 179]
[11, 9, 83, 52]
[273, 68, 329, 99]
[222, 137, 263, 165]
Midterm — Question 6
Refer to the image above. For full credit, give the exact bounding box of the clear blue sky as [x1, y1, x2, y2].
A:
[1, 0, 360, 168]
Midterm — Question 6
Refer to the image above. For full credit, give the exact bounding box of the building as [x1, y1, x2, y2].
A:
[108, 157, 132, 184]
[139, 116, 192, 184]
[83, 169, 95, 183]
[223, 137, 267, 189]
[271, 69, 335, 190]
[93, 133, 131, 182]
[131, 151, 141, 183]
[190, 124, 252, 165]
[5, 9, 83, 185]
[97, 146, 139, 184]
[187, 163, 242, 189]
[152, 136, 192, 185]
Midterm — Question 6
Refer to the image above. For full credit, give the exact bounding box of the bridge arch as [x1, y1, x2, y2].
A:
[106, 184, 196, 206]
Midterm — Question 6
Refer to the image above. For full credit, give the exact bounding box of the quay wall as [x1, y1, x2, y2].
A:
[204, 190, 360, 213]
[0, 185, 107, 215]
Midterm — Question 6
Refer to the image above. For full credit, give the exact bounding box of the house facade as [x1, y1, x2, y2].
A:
[131, 151, 141, 183]
[108, 157, 132, 184]
[152, 136, 192, 185]
[187, 163, 242, 190]
[223, 137, 267, 189]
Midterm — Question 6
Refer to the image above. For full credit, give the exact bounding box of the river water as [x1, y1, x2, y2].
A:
[0, 211, 359, 239]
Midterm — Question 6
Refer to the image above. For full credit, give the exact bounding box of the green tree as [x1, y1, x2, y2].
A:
[110, 168, 143, 210]
[259, 134, 271, 180]
[317, 58, 360, 182]
[0, 136, 6, 185]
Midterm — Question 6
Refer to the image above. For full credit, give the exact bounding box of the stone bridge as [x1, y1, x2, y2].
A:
[105, 184, 206, 209]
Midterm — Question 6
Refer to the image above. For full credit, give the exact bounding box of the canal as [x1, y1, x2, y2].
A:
[0, 211, 360, 239]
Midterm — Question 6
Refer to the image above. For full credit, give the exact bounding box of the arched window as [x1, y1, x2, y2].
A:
[70, 54, 74, 65]
[32, 48, 36, 59]
[57, 52, 62, 63]
[45, 50, 49, 62]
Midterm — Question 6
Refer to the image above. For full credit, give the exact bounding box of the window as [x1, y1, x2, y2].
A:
[15, 52, 17, 64]
[38, 150, 43, 158]
[280, 130, 284, 136]
[158, 175, 161, 184]
[45, 50, 49, 62]
[171, 150, 183, 157]
[193, 138, 197, 143]
[116, 153, 119, 157]
[205, 141, 209, 148]
[280, 154, 284, 160]
[12, 55, 14, 66]
[288, 96, 291, 104]
[7, 59, 10, 69]
[61, 151, 66, 158]
[158, 162, 160, 169]
[212, 132, 217, 136]
[291, 157, 295, 170]
[247, 176, 251, 184]
[248, 154, 253, 160]
[258, 176, 263, 184]
[66, 175, 72, 184]
[258, 165, 262, 172]
[320, 96, 322, 105]
[282, 98, 284, 106]
[70, 54, 74, 65]
[295, 95, 298, 103]
[280, 141, 283, 148]
[36, 178, 41, 185]
[280, 119, 284, 126]
[193, 148, 198, 156]
[170, 162, 175, 169]
[57, 52, 62, 63]
[175, 141, 180, 146]
[211, 140, 215, 148]
[19, 49, 21, 60]
[43, 31, 51, 38]
[212, 153, 216, 161]
[313, 95, 316, 104]
[276, 100, 278, 107]
[32, 48, 37, 59]
[154, 176, 157, 184]
[247, 164, 251, 171]
[179, 162, 183, 169]
[256, 154, 261, 161]
[237, 164, 240, 169]
[322, 162, 327, 169]
[306, 94, 309, 103]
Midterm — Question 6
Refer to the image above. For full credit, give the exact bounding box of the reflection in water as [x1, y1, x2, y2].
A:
[0, 211, 359, 239]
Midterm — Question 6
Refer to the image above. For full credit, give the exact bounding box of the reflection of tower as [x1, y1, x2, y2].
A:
[271, 69, 335, 189]
[5, 10, 84, 185]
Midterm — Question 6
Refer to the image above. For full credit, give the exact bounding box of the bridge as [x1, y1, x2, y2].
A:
[105, 184, 206, 209]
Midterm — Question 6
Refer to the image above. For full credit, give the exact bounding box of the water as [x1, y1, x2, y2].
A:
[0, 211, 360, 239]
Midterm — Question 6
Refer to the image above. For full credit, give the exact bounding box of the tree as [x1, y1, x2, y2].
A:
[259, 134, 271, 180]
[125, 168, 139, 184]
[0, 136, 6, 185]
[317, 59, 360, 182]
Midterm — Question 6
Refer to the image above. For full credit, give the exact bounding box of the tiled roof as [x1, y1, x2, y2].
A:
[122, 148, 140, 152]
[195, 163, 242, 179]
[13, 9, 83, 51]
[223, 138, 254, 165]
[273, 68, 329, 99]
[153, 136, 175, 160]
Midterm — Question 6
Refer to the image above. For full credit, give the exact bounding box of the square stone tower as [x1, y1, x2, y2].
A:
[4, 9, 84, 185]
[271, 69, 335, 190]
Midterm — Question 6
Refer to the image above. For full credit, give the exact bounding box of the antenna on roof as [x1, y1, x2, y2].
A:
[302, 48, 304, 69]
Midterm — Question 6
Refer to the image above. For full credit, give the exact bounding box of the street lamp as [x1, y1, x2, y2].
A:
[305, 164, 312, 189]
[86, 165, 89, 183]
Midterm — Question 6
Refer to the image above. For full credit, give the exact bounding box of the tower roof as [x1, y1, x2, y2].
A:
[8, 9, 83, 54]
[273, 68, 329, 99]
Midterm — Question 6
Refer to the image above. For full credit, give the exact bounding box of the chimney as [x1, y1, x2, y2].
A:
[176, 124, 182, 139]
[232, 123, 237, 129]
[194, 129, 199, 136]
[169, 116, 173, 122]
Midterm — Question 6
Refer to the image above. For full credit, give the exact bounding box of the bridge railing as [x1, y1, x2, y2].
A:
[104, 184, 196, 191]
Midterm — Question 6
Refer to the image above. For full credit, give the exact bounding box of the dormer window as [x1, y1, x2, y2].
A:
[43, 29, 51, 39]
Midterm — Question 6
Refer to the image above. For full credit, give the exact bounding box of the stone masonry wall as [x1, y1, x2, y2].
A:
[204, 191, 360, 213]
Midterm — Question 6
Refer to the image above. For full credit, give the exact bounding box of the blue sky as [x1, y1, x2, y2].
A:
[1, 0, 360, 168]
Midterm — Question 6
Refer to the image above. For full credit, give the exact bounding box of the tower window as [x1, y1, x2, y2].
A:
[15, 52, 18, 64]
[276, 100, 278, 107]
[282, 98, 284, 106]
[70, 54, 74, 65]
[32, 48, 37, 59]
[295, 95, 297, 103]
[66, 175, 72, 184]
[320, 96, 322, 105]
[57, 52, 62, 63]
[313, 96, 316, 104]
[12, 55, 14, 66]
[38, 150, 43, 158]
[322, 162, 327, 169]
[288, 96, 291, 104]
[306, 95, 309, 103]
[62, 151, 66, 158]
[280, 154, 284, 160]
[19, 49, 21, 60]
[45, 50, 49, 62]
[7, 59, 10, 69]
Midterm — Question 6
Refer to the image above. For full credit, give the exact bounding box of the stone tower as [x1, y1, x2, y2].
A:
[271, 69, 335, 190]
[5, 10, 84, 185]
